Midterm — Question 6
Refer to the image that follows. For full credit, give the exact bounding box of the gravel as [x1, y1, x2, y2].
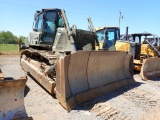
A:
[1, 55, 160, 120]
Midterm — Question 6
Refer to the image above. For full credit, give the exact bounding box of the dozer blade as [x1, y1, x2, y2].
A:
[0, 72, 27, 120]
[55, 51, 135, 111]
[140, 57, 160, 80]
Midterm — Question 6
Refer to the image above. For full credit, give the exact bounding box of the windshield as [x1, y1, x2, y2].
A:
[96, 28, 120, 48]
[33, 10, 58, 43]
[43, 11, 57, 43]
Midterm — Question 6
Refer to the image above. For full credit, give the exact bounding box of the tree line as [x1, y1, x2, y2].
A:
[0, 31, 25, 44]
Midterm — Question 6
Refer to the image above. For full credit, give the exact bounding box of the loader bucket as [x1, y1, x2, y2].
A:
[55, 51, 135, 111]
[140, 57, 160, 80]
[0, 74, 27, 120]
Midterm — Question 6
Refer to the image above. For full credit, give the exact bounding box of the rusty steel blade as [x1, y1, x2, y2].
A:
[0, 76, 27, 120]
[140, 57, 160, 80]
[55, 51, 135, 111]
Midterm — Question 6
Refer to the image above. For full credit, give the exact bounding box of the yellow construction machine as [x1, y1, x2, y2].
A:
[20, 9, 135, 111]
[0, 69, 28, 120]
[87, 17, 120, 51]
[95, 26, 120, 51]
[116, 32, 160, 80]
[94, 24, 160, 80]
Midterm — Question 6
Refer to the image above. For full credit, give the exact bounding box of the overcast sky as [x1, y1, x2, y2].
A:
[0, 0, 160, 37]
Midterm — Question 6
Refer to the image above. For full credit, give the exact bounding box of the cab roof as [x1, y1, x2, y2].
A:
[131, 33, 152, 36]
[95, 26, 119, 31]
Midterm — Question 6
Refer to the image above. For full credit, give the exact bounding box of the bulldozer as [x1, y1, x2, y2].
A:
[116, 32, 160, 80]
[87, 17, 120, 51]
[0, 69, 28, 120]
[94, 24, 160, 80]
[95, 26, 120, 51]
[20, 8, 135, 111]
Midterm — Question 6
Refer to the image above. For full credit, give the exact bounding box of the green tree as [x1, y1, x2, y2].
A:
[0, 31, 6, 44]
[0, 31, 19, 44]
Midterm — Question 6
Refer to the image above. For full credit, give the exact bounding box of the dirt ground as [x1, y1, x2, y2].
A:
[1, 55, 160, 120]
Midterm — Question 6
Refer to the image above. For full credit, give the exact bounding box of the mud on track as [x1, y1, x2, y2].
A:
[1, 55, 160, 120]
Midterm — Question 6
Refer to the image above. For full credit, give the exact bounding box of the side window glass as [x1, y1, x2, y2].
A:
[97, 30, 105, 41]
[107, 32, 114, 41]
[37, 14, 43, 30]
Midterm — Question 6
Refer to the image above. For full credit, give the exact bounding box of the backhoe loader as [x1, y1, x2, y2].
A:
[0, 69, 27, 120]
[20, 8, 135, 111]
[116, 32, 160, 80]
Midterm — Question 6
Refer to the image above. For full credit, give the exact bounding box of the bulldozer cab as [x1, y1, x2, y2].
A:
[116, 33, 160, 59]
[32, 9, 62, 45]
[29, 9, 97, 53]
[96, 27, 120, 50]
[120, 32, 159, 45]
[130, 33, 152, 43]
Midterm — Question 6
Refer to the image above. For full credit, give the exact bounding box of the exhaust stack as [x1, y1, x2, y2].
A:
[126, 26, 129, 40]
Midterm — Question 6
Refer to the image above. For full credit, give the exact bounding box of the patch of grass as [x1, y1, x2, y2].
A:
[0, 44, 19, 55]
